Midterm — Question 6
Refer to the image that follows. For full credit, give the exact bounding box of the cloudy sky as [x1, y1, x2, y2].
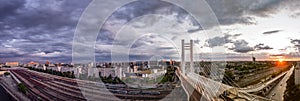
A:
[0, 0, 300, 63]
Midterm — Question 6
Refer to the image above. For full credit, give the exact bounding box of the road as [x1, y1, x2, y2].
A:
[267, 66, 294, 101]
[240, 70, 287, 93]
[237, 66, 287, 87]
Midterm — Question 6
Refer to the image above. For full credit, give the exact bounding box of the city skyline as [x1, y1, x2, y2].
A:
[1, 0, 300, 63]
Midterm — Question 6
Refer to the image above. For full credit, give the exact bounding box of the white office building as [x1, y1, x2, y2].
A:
[88, 68, 100, 78]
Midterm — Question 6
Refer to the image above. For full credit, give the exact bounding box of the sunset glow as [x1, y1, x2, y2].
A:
[278, 58, 284, 62]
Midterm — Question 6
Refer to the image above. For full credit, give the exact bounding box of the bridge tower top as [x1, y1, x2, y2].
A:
[181, 39, 194, 75]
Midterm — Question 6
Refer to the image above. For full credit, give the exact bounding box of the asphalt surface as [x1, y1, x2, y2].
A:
[267, 66, 294, 101]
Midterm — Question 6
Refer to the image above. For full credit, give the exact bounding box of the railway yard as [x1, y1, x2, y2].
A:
[10, 69, 176, 101]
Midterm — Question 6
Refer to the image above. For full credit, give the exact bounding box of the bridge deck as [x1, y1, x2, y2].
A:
[176, 68, 272, 101]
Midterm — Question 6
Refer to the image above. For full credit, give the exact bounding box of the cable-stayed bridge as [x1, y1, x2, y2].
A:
[178, 40, 288, 101]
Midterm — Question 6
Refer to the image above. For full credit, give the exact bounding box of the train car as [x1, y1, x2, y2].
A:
[128, 90, 141, 95]
[141, 91, 161, 95]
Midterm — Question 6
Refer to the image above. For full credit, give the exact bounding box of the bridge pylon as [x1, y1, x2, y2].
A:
[181, 39, 194, 75]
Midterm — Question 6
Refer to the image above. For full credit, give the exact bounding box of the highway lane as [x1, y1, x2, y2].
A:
[267, 66, 294, 101]
[240, 71, 287, 93]
[237, 66, 287, 87]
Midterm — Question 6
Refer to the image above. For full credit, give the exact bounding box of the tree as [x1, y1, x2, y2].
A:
[4, 72, 10, 76]
[107, 74, 113, 83]
[71, 71, 75, 78]
[225, 70, 234, 80]
[17, 83, 28, 94]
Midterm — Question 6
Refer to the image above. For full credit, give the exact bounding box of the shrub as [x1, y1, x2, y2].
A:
[17, 83, 28, 94]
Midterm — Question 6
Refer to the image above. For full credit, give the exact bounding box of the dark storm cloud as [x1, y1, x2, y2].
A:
[206, 32, 274, 53]
[0, 0, 298, 62]
[228, 40, 272, 53]
[205, 0, 281, 25]
[0, 49, 26, 58]
[99, 0, 201, 33]
[111, 0, 172, 22]
[206, 36, 226, 47]
[157, 47, 175, 50]
[117, 0, 290, 26]
[0, 0, 90, 32]
[229, 40, 254, 53]
[206, 34, 240, 47]
[291, 39, 300, 44]
[0, 0, 25, 19]
[0, 0, 90, 62]
[96, 29, 116, 45]
[254, 43, 273, 50]
[291, 12, 300, 18]
[100, 0, 289, 35]
[194, 39, 200, 45]
[128, 54, 154, 61]
[262, 30, 282, 34]
[187, 27, 203, 33]
[205, 0, 300, 24]
[291, 39, 300, 52]
[2, 0, 89, 30]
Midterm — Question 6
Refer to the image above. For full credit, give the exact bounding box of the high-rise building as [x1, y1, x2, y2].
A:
[28, 61, 40, 67]
[133, 66, 139, 73]
[74, 67, 82, 77]
[88, 62, 94, 68]
[87, 67, 93, 77]
[99, 68, 115, 77]
[115, 67, 123, 78]
[5, 62, 19, 67]
[295, 62, 300, 85]
[46, 60, 50, 65]
[94, 68, 99, 78]
[57, 66, 62, 72]
[43, 65, 47, 70]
